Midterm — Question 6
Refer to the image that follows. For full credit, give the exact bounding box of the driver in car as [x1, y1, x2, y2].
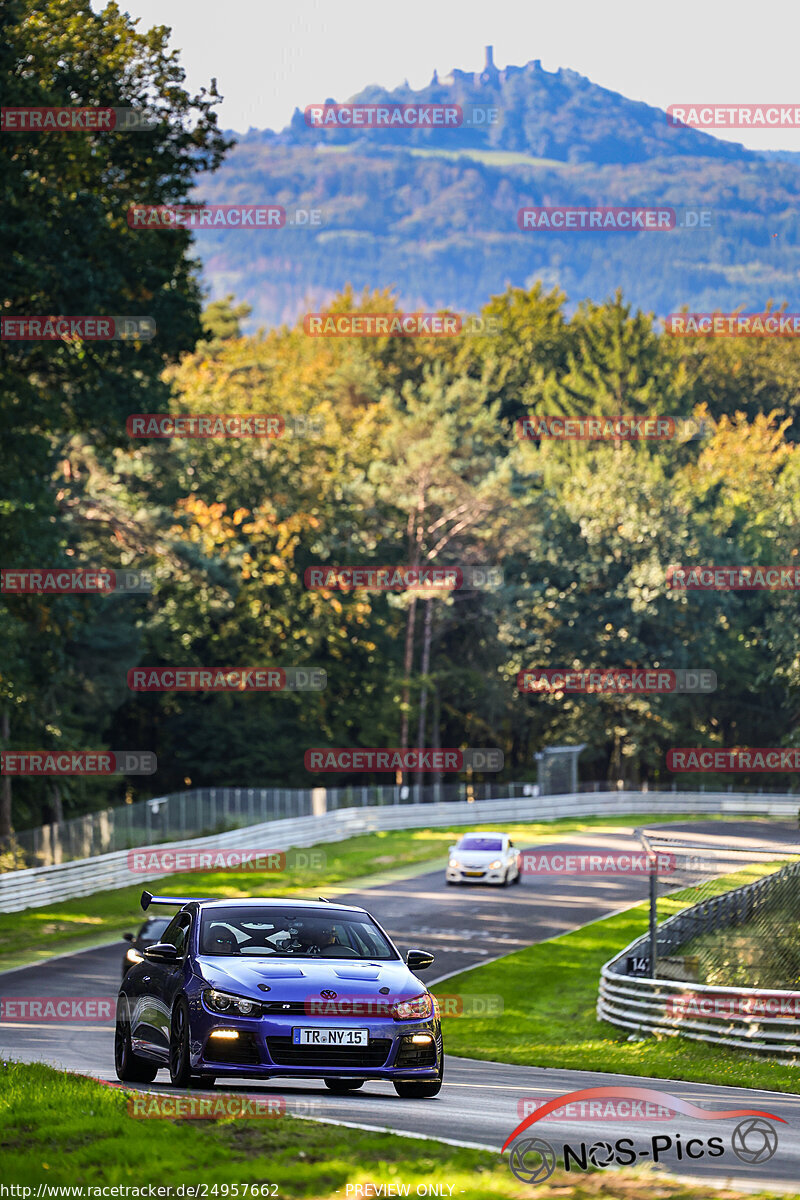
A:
[292, 921, 339, 955]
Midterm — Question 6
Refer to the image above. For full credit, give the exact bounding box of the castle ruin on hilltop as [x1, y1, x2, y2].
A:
[435, 45, 543, 88]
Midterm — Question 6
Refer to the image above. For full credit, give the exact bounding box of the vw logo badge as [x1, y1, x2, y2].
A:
[320, 989, 337, 999]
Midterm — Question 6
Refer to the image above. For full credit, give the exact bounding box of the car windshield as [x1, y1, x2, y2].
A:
[458, 837, 503, 852]
[199, 905, 398, 959]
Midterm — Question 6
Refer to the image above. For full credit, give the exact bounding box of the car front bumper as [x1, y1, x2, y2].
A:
[445, 865, 508, 883]
[188, 1009, 442, 1080]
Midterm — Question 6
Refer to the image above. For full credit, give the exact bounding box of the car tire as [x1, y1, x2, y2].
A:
[393, 1076, 442, 1098]
[169, 996, 193, 1088]
[445, 879, 458, 886]
[324, 1078, 364, 1092]
[393, 1057, 443, 1099]
[501, 870, 510, 887]
[513, 867, 522, 884]
[115, 1004, 158, 1083]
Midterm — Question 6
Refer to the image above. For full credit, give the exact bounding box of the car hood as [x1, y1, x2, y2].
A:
[195, 956, 426, 1001]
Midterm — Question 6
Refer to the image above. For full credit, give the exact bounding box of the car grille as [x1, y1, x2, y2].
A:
[395, 1036, 437, 1068]
[266, 1037, 391, 1068]
[204, 1032, 262, 1065]
[261, 1001, 310, 1015]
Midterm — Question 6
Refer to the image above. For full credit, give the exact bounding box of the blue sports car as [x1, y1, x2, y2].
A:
[115, 891, 443, 1098]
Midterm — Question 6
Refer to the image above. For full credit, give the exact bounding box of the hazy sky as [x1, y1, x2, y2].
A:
[98, 0, 800, 151]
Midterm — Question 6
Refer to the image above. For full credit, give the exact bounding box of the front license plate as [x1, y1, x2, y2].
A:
[464, 870, 484, 876]
[292, 1027, 369, 1046]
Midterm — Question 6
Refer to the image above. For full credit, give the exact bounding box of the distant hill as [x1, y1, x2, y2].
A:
[189, 49, 800, 328]
[271, 46, 748, 166]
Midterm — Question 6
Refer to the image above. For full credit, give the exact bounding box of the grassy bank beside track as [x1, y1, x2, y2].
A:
[436, 863, 800, 1093]
[0, 1061, 794, 1199]
[0, 812, 707, 972]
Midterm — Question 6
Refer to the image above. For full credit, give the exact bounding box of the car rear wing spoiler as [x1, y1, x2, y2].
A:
[141, 889, 199, 911]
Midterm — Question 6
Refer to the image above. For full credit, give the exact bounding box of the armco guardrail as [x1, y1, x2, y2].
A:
[0, 781, 533, 867]
[0, 789, 798, 912]
[598, 859, 800, 1062]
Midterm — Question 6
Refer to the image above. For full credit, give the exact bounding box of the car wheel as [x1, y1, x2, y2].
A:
[513, 867, 522, 884]
[324, 1078, 364, 1092]
[445, 879, 458, 886]
[115, 1004, 158, 1083]
[169, 996, 193, 1087]
[501, 870, 510, 887]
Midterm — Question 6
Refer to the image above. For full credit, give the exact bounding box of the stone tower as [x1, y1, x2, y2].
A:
[477, 45, 500, 86]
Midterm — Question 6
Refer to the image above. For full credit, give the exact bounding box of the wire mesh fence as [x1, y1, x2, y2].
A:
[634, 827, 800, 989]
[0, 779, 535, 870]
[2, 779, 800, 873]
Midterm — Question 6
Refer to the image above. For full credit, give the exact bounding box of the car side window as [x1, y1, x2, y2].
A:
[161, 912, 192, 959]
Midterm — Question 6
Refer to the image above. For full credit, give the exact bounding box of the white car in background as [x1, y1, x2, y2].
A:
[445, 832, 521, 886]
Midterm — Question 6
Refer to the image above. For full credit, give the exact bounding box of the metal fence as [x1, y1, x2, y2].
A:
[598, 834, 800, 1061]
[0, 781, 539, 869]
[2, 779, 799, 871]
[2, 790, 799, 912]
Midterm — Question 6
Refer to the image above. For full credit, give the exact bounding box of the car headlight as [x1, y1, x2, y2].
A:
[449, 858, 461, 868]
[489, 859, 503, 869]
[125, 948, 143, 965]
[392, 992, 434, 1020]
[203, 988, 259, 1016]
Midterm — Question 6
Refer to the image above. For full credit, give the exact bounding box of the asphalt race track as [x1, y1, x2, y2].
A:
[2, 820, 800, 1191]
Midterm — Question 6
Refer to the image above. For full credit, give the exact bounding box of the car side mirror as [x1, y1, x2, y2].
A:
[123, 932, 135, 942]
[406, 948, 435, 972]
[144, 942, 179, 962]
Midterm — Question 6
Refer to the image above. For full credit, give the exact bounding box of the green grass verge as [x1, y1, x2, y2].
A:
[435, 862, 800, 1093]
[0, 813, 705, 972]
[1, 1062, 794, 1199]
